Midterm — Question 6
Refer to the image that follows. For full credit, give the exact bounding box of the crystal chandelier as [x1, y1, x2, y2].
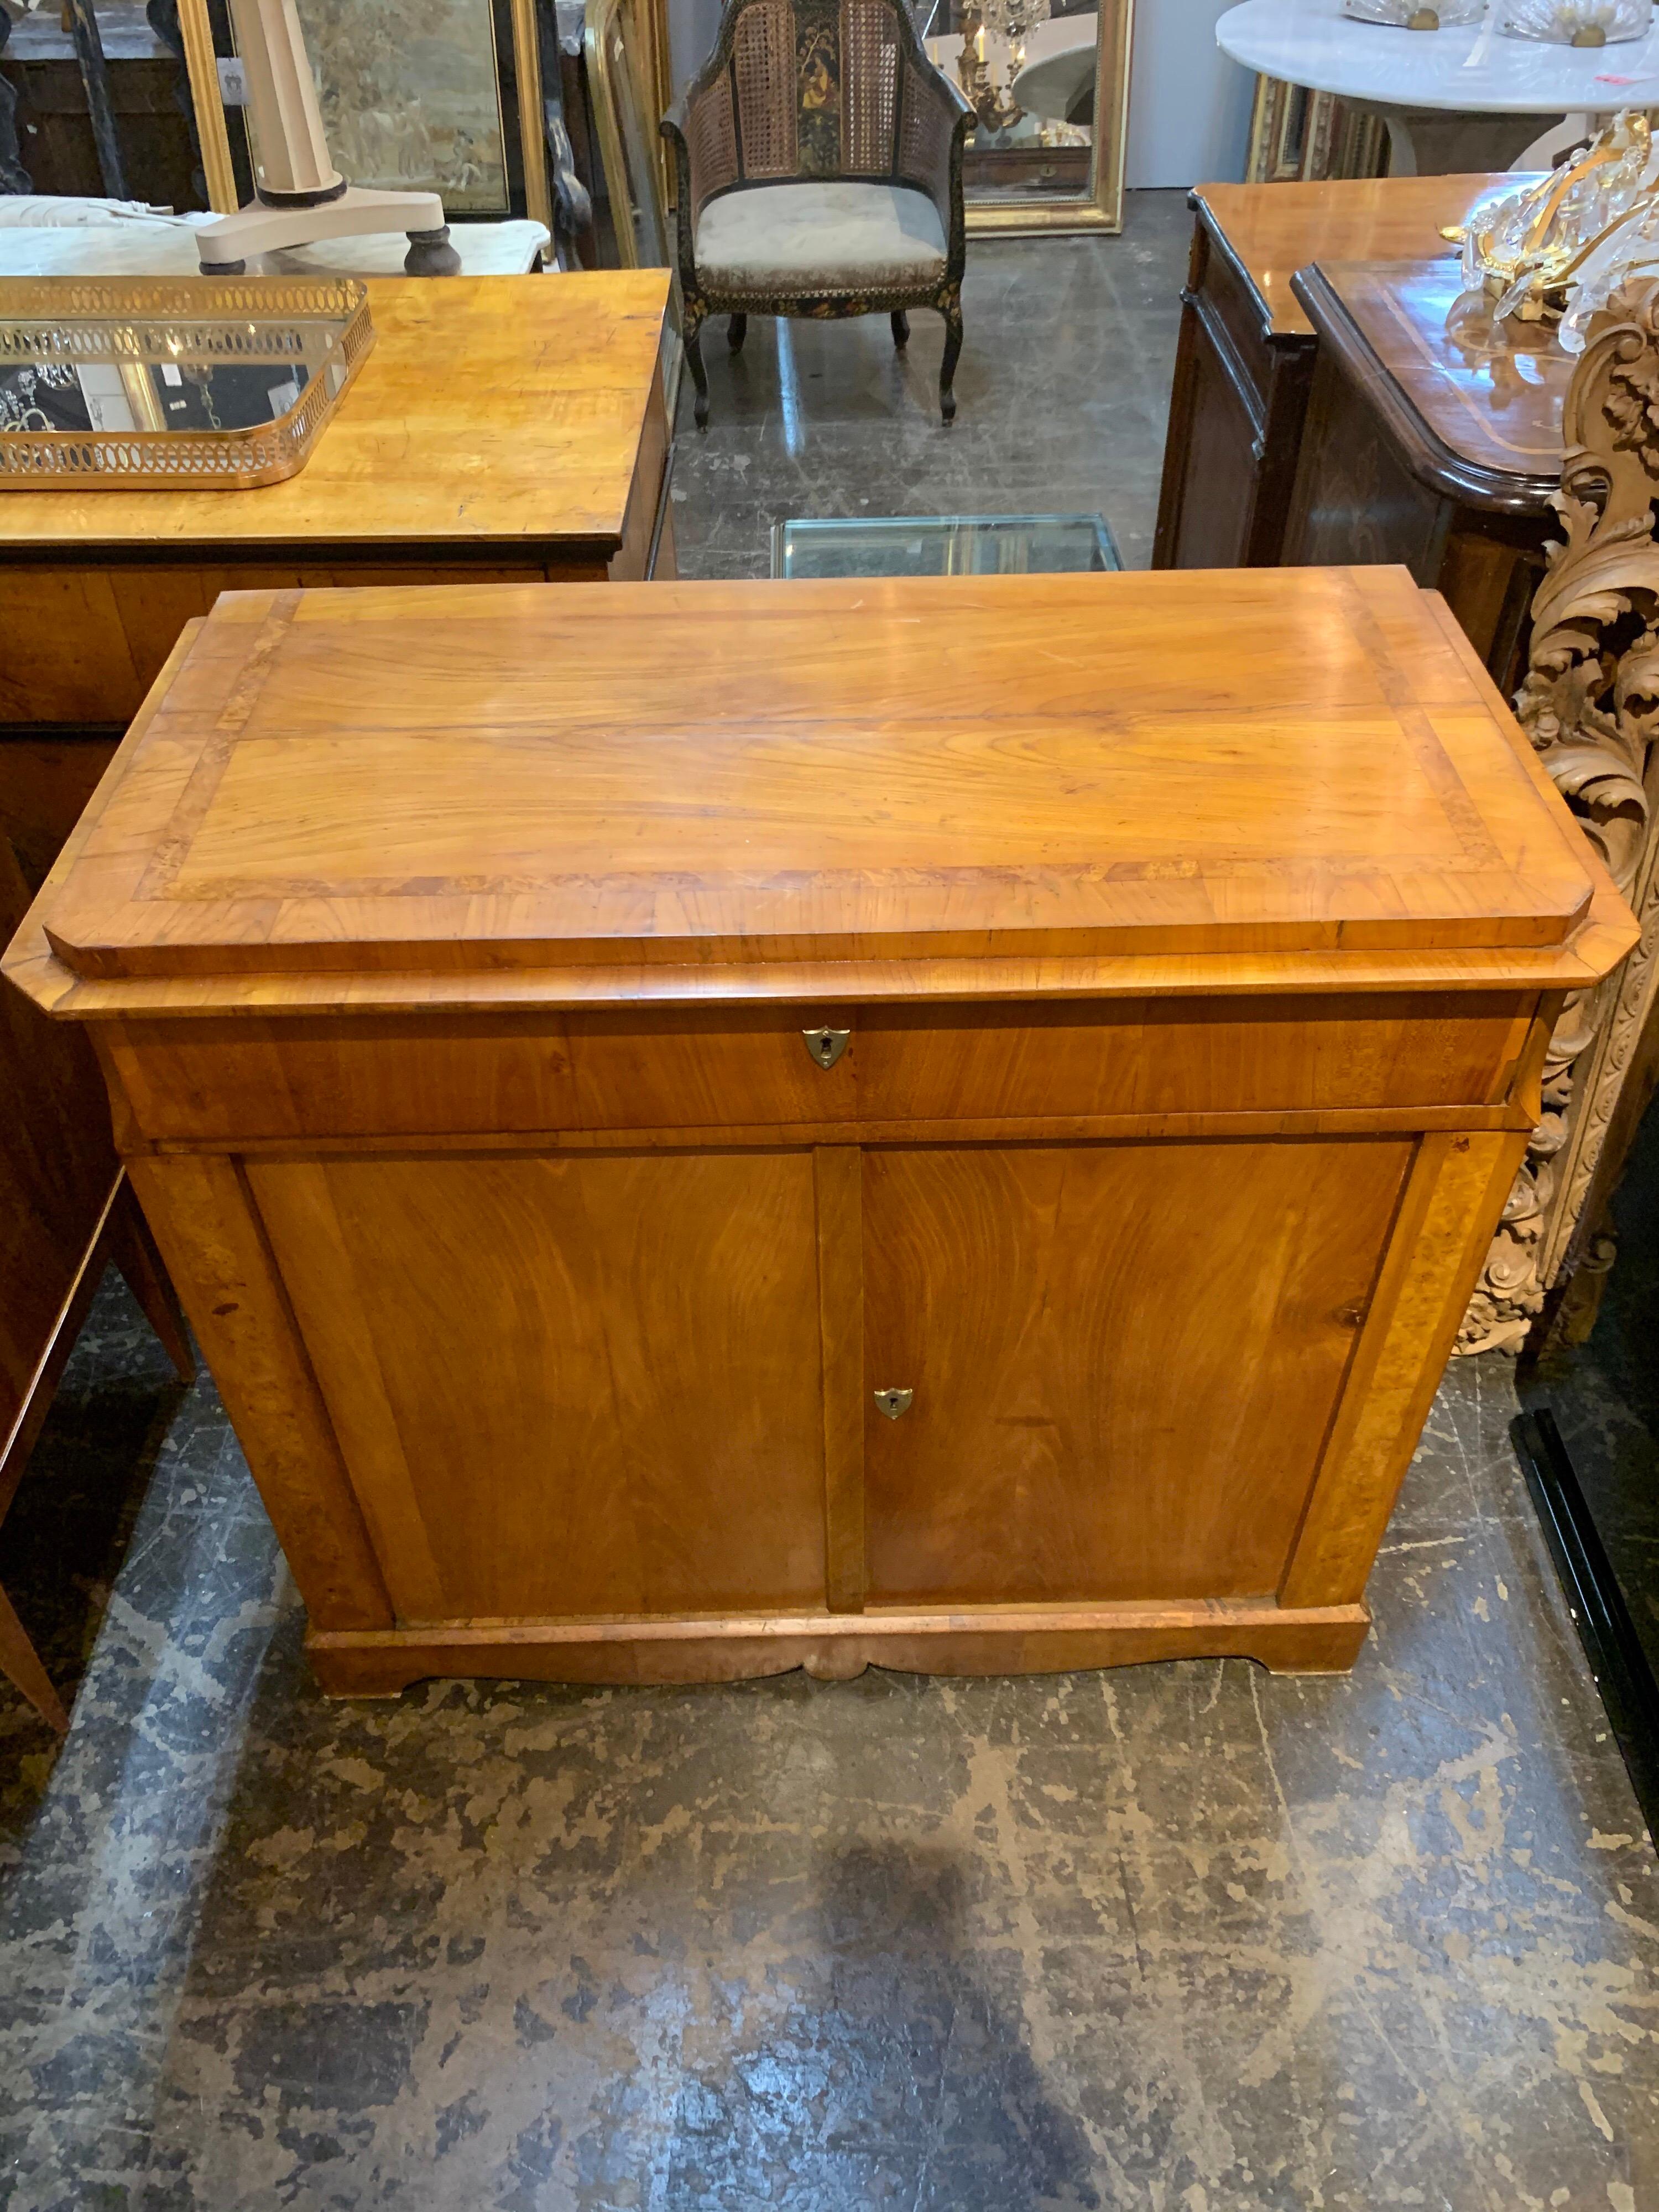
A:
[1451, 109, 1659, 321]
[956, 0, 1051, 132]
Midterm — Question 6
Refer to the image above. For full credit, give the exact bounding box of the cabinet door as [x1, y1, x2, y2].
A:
[247, 1150, 827, 1623]
[862, 1139, 1412, 1606]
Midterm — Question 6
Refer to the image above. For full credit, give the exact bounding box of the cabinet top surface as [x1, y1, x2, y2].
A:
[1296, 257, 1567, 497]
[0, 273, 670, 552]
[1192, 174, 1518, 342]
[14, 564, 1623, 1008]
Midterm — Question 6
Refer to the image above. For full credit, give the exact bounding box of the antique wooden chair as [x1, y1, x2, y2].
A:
[660, 0, 972, 426]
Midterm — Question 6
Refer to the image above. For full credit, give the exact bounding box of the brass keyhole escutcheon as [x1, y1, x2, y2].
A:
[802, 1026, 851, 1070]
[873, 1387, 914, 1420]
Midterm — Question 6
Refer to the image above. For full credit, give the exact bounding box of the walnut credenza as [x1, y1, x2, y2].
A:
[1281, 257, 1564, 698]
[1152, 174, 1521, 576]
[5, 568, 1635, 1693]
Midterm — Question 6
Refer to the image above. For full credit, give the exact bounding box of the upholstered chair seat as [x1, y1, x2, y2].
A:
[663, 0, 971, 425]
[694, 181, 948, 295]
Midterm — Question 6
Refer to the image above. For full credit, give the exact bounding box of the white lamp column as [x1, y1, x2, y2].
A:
[195, 0, 462, 275]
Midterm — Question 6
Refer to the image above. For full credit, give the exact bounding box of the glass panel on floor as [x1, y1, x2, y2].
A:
[771, 512, 1120, 578]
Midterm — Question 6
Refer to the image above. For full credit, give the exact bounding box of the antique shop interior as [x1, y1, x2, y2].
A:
[8, 0, 1659, 2201]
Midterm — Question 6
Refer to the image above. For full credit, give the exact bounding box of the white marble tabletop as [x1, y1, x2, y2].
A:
[1217, 0, 1659, 111]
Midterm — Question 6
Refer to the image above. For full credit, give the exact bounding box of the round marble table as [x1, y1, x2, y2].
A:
[1217, 0, 1659, 171]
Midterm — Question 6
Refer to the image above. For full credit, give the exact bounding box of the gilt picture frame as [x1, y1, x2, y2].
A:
[653, 0, 1131, 234]
[584, 0, 682, 410]
[174, 0, 554, 232]
[923, 0, 1133, 233]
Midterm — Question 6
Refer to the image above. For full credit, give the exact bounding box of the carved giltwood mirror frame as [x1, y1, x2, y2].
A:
[585, 0, 683, 410]
[1459, 277, 1659, 1355]
[645, 0, 1132, 233]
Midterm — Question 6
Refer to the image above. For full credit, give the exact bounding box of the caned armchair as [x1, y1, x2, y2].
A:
[661, 0, 972, 426]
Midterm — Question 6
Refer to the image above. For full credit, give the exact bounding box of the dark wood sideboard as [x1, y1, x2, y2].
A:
[1154, 174, 1528, 575]
[0, 826, 194, 1734]
[1281, 258, 1567, 697]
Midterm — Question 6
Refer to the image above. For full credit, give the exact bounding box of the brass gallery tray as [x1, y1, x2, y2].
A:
[0, 276, 374, 490]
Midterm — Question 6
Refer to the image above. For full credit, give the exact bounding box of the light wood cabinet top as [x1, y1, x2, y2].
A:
[9, 563, 1639, 1695]
[1193, 174, 1521, 341]
[0, 273, 671, 553]
[11, 566, 1634, 1019]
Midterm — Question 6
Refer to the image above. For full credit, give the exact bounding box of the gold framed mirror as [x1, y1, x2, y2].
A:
[586, 0, 672, 268]
[173, 0, 555, 233]
[584, 0, 682, 408]
[917, 0, 1131, 230]
[651, 0, 1132, 233]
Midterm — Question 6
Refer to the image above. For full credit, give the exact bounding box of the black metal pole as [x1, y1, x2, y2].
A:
[64, 0, 129, 202]
[1512, 1406, 1659, 1845]
[0, 9, 33, 195]
[145, 0, 207, 208]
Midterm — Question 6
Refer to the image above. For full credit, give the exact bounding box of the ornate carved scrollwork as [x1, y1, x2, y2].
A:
[1458, 276, 1659, 1354]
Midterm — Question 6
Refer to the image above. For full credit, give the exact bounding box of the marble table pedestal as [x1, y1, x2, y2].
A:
[1218, 0, 1659, 175]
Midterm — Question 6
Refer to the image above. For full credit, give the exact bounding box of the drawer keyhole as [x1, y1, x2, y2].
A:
[873, 1387, 914, 1420]
[803, 1026, 851, 1070]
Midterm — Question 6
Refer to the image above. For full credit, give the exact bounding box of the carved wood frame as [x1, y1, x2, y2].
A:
[172, 0, 562, 237]
[1459, 278, 1659, 1354]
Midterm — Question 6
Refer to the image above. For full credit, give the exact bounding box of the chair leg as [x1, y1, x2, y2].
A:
[891, 309, 909, 348]
[727, 313, 747, 353]
[685, 311, 710, 429]
[939, 291, 962, 424]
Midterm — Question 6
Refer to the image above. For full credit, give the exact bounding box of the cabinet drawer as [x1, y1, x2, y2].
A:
[1195, 239, 1273, 427]
[105, 991, 1533, 1144]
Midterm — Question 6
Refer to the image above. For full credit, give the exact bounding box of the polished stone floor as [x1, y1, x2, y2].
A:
[4, 199, 1659, 2211]
[667, 190, 1191, 579]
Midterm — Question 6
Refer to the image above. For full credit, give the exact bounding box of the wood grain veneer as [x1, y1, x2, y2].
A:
[0, 274, 676, 731]
[5, 567, 1637, 1691]
[31, 568, 1597, 982]
[1281, 258, 1566, 693]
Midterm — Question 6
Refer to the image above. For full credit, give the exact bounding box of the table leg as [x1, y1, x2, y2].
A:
[108, 1179, 197, 1385]
[1358, 101, 1562, 177]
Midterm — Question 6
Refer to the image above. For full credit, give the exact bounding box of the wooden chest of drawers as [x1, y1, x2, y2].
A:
[5, 568, 1635, 1693]
[1153, 175, 1513, 576]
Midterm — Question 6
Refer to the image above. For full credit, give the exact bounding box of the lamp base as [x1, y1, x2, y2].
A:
[195, 185, 462, 275]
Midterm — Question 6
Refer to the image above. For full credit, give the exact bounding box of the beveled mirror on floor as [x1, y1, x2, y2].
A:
[654, 0, 1133, 232]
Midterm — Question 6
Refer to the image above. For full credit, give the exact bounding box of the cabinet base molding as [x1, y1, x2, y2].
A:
[306, 1599, 1374, 1696]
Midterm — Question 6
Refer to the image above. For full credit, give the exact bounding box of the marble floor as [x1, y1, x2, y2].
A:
[667, 190, 1191, 578]
[4, 196, 1659, 2212]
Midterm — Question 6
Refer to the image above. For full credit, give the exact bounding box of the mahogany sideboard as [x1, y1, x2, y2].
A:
[1153, 174, 1526, 576]
[5, 567, 1634, 1694]
[1282, 257, 1566, 696]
